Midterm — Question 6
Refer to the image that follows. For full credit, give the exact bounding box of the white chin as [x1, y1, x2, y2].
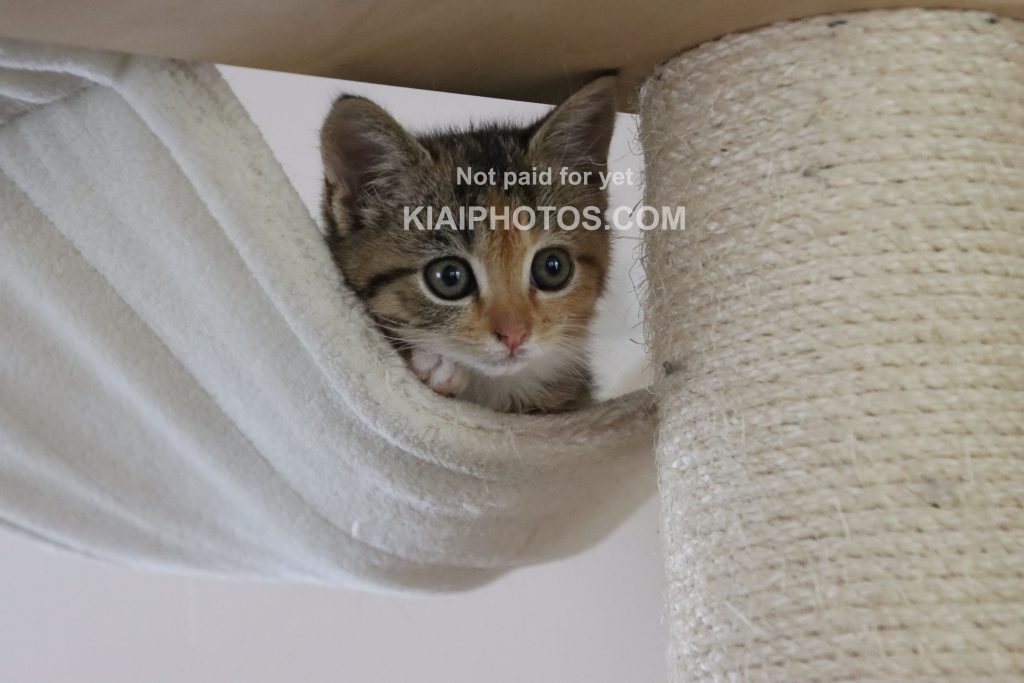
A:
[472, 356, 531, 377]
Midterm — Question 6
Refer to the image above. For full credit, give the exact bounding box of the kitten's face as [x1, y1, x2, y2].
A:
[320, 78, 615, 380]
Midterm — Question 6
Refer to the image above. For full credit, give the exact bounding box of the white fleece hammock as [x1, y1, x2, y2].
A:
[0, 39, 656, 592]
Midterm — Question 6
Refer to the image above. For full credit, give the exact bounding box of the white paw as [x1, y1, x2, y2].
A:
[409, 349, 469, 398]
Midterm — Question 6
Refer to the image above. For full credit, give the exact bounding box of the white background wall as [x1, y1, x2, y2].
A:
[0, 65, 665, 683]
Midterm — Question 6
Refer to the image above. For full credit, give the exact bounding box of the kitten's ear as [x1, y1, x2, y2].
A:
[528, 76, 617, 173]
[320, 95, 429, 208]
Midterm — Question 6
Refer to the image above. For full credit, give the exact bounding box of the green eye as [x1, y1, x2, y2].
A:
[424, 257, 476, 300]
[531, 248, 573, 291]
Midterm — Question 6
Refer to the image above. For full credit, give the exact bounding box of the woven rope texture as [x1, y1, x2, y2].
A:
[640, 9, 1023, 681]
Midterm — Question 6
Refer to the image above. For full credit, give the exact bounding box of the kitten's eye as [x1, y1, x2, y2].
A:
[531, 248, 574, 291]
[424, 257, 476, 300]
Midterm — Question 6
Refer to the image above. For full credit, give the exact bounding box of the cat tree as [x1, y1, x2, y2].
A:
[640, 10, 1023, 679]
[0, 4, 1022, 681]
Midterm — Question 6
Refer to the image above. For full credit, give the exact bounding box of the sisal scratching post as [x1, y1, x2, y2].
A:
[640, 9, 1023, 681]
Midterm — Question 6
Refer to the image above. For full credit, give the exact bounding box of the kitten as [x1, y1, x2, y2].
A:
[319, 77, 616, 413]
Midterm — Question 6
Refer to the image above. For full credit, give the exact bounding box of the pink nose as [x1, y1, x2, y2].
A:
[495, 324, 530, 353]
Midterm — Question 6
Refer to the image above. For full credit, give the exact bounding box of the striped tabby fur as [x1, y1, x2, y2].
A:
[319, 78, 616, 412]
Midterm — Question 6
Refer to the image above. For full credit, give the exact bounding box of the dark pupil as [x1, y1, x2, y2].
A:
[441, 264, 461, 287]
[544, 255, 561, 276]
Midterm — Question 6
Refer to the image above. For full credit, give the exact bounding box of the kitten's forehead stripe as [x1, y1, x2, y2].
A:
[420, 227, 471, 252]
